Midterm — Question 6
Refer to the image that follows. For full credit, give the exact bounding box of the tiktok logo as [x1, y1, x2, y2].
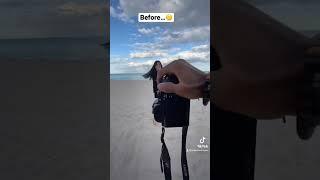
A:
[200, 137, 206, 144]
[187, 136, 209, 152]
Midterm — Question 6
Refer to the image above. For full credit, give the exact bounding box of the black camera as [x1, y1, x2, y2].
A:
[152, 74, 190, 127]
[152, 74, 191, 179]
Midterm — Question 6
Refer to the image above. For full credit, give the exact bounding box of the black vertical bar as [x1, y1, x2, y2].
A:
[211, 1, 257, 179]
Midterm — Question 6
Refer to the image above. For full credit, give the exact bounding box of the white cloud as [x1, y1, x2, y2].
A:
[158, 26, 210, 44]
[129, 33, 142, 40]
[131, 42, 169, 51]
[116, 0, 209, 29]
[129, 26, 209, 54]
[129, 50, 168, 58]
[110, 6, 134, 23]
[175, 50, 209, 63]
[119, 0, 158, 17]
[124, 44, 210, 72]
[111, 44, 209, 73]
[137, 26, 161, 35]
[128, 60, 155, 67]
[158, 44, 210, 64]
[191, 44, 209, 52]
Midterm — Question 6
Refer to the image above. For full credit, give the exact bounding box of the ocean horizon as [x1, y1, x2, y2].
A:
[110, 71, 212, 80]
[110, 73, 146, 80]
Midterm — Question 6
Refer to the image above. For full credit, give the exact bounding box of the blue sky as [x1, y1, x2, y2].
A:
[110, 0, 320, 74]
[110, 0, 210, 74]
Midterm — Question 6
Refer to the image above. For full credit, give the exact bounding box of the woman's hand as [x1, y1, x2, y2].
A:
[156, 59, 208, 99]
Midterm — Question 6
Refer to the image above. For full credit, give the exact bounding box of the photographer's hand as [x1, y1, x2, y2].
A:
[156, 59, 208, 99]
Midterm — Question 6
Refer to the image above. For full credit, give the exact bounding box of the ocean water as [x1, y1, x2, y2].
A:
[0, 37, 107, 62]
[110, 73, 146, 80]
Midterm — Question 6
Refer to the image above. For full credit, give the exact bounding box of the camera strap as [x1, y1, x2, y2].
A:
[160, 127, 172, 180]
[181, 126, 189, 180]
[160, 126, 189, 180]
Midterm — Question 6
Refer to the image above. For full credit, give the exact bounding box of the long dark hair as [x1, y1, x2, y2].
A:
[143, 60, 162, 80]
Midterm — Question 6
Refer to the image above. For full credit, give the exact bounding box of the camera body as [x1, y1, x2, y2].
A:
[152, 75, 190, 127]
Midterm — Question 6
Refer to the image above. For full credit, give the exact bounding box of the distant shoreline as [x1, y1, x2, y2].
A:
[110, 71, 211, 80]
[110, 73, 146, 80]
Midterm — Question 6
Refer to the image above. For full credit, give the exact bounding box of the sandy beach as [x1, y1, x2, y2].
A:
[110, 80, 320, 180]
[1, 61, 320, 180]
[110, 80, 211, 180]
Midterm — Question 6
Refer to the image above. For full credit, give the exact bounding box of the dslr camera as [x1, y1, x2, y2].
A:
[152, 74, 190, 127]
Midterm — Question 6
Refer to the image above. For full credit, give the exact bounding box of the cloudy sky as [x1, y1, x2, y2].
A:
[110, 0, 320, 74]
[0, 0, 107, 39]
[110, 0, 210, 74]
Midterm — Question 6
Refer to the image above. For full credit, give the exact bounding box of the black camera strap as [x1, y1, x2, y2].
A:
[160, 126, 189, 180]
[181, 126, 189, 180]
[160, 127, 172, 180]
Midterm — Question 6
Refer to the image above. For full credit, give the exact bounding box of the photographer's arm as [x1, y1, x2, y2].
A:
[157, 59, 209, 99]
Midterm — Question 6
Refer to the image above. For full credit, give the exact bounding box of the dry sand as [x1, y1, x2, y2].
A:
[110, 80, 210, 180]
